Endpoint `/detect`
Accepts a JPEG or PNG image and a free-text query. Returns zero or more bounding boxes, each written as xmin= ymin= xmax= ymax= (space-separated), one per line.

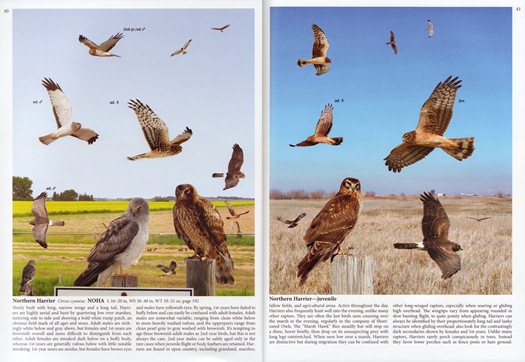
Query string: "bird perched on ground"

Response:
xmin=290 ymin=104 xmax=342 ymax=147
xmin=297 ymin=178 xmax=362 ymax=286
xmin=384 ymin=76 xmax=474 ymax=172
xmin=74 ymin=198 xmax=150 ymax=287
xmin=171 ymin=39 xmax=192 ymax=56
xmin=394 ymin=192 xmax=462 ymax=279
xmin=224 ymin=200 xmax=249 ymax=220
xmin=20 ymin=260 xmax=36 ymax=293
xmin=157 ymin=261 xmax=177 ymax=275
xmin=297 ymin=24 xmax=331 ymax=76
xmin=277 ymin=212 xmax=307 ymax=228
xmin=386 ymin=31 xmax=398 ymax=54
xmin=212 ymin=24 xmax=230 ymax=32
xmin=79 ymin=32 xmax=124 ymax=57
xmin=426 ymin=20 xmax=435 ymax=38
xmin=29 ymin=192 xmax=65 ymax=248
xmin=173 ymin=184 xmax=235 ymax=285
xmin=127 ymin=99 xmax=192 ymax=160
xmin=466 ymin=216 xmax=492 ymax=222
xmin=39 ymin=78 xmax=99 ymax=145
xmin=212 ymin=143 xmax=245 ymax=190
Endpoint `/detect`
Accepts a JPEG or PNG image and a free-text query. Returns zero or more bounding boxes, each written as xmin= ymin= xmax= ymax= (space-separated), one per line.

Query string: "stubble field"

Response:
xmin=270 ymin=195 xmax=511 ymax=295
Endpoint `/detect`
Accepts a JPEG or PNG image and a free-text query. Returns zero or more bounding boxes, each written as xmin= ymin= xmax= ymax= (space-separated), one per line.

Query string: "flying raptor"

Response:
xmin=212 ymin=24 xmax=230 ymax=32
xmin=29 ymin=192 xmax=65 ymax=248
xmin=79 ymin=32 xmax=124 ymax=57
xmin=290 ymin=103 xmax=342 ymax=147
xmin=297 ymin=24 xmax=331 ymax=76
xmin=157 ymin=261 xmax=177 ymax=275
xmin=386 ymin=31 xmax=398 ymax=54
xmin=212 ymin=143 xmax=245 ymax=190
xmin=225 ymin=200 xmax=249 ymax=220
xmin=171 ymin=39 xmax=192 ymax=56
xmin=426 ymin=20 xmax=435 ymax=38
xmin=277 ymin=212 xmax=307 ymax=228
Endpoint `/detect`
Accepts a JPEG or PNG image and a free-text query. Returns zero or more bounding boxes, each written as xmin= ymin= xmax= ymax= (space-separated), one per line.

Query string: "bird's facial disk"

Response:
xmin=326 ymin=57 xmax=332 ymax=63
xmin=72 ymin=122 xmax=82 ymax=131
xmin=343 ymin=177 xmax=360 ymax=192
xmin=402 ymin=131 xmax=415 ymax=143
xmin=176 ymin=184 xmax=193 ymax=199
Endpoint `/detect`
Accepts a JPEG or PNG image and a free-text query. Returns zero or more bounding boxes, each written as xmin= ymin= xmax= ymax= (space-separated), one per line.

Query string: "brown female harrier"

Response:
xmin=79 ymin=32 xmax=123 ymax=57
xmin=290 ymin=104 xmax=342 ymax=147
xmin=212 ymin=143 xmax=245 ymax=190
xmin=276 ymin=212 xmax=306 ymax=228
xmin=297 ymin=24 xmax=331 ymax=76
xmin=394 ymin=192 xmax=462 ymax=279
xmin=384 ymin=76 xmax=474 ymax=172
xmin=297 ymin=178 xmax=362 ymax=286
xmin=225 ymin=200 xmax=249 ymax=220
xmin=386 ymin=31 xmax=397 ymax=54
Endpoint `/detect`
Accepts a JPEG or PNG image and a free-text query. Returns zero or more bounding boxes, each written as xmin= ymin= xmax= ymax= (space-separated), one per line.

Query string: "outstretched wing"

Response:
xmin=31 ymin=192 xmax=48 ymax=220
xmin=311 ymin=24 xmax=329 ymax=58
xmin=313 ymin=104 xmax=334 ymax=137
xmin=78 ymin=35 xmax=99 ymax=49
xmin=171 ymin=127 xmax=193 ymax=145
xmin=42 ymin=78 xmax=73 ymax=128
xmin=182 ymin=39 xmax=192 ymax=50
xmin=227 ymin=144 xmax=244 ymax=173
xmin=420 ymin=192 xmax=450 ymax=240
xmin=128 ymin=99 xmax=170 ymax=150
xmin=294 ymin=212 xmax=307 ymax=223
xmin=225 ymin=200 xmax=235 ymax=216
xmin=384 ymin=142 xmax=434 ymax=173
xmin=426 ymin=246 xmax=460 ymax=279
xmin=98 ymin=32 xmax=124 ymax=51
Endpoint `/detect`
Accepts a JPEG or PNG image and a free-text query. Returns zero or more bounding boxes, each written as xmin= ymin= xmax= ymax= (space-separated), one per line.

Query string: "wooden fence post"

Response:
xmin=331 ymin=255 xmax=373 ymax=294
xmin=111 ymin=275 xmax=138 ymax=287
xmin=186 ymin=259 xmax=216 ymax=296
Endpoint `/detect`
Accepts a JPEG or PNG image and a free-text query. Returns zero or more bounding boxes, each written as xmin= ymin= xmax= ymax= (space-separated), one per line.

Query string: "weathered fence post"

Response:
xmin=331 ymin=255 xmax=373 ymax=294
xmin=111 ymin=275 xmax=138 ymax=287
xmin=186 ymin=259 xmax=216 ymax=296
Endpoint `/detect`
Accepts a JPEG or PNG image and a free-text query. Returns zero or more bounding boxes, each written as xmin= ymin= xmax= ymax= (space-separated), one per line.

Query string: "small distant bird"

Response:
xmin=20 ymin=260 xmax=36 ymax=293
xmin=297 ymin=178 xmax=362 ymax=286
xmin=127 ymin=99 xmax=192 ymax=160
xmin=212 ymin=144 xmax=245 ymax=190
xmin=212 ymin=24 xmax=230 ymax=32
xmin=29 ymin=191 xmax=65 ymax=248
xmin=426 ymin=20 xmax=434 ymax=38
xmin=394 ymin=192 xmax=462 ymax=279
xmin=290 ymin=104 xmax=342 ymax=147
xmin=459 ymin=99 xmax=465 ymax=103
xmin=225 ymin=200 xmax=249 ymax=219
xmin=466 ymin=216 xmax=492 ymax=222
xmin=277 ymin=212 xmax=306 ymax=228
xmin=40 ymin=78 xmax=99 ymax=145
xmin=386 ymin=31 xmax=398 ymax=54
xmin=171 ymin=39 xmax=192 ymax=56
xmin=157 ymin=261 xmax=177 ymax=275
xmin=297 ymin=24 xmax=331 ymax=76
xmin=74 ymin=198 xmax=150 ymax=287
xmin=79 ymin=32 xmax=124 ymax=57
xmin=384 ymin=76 xmax=474 ymax=172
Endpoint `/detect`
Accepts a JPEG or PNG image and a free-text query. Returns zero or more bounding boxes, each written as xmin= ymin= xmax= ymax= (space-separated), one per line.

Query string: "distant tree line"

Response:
xmin=52 ymin=190 xmax=94 ymax=201
xmin=270 ymin=188 xmax=328 ymax=200
xmin=12 ymin=176 xmax=94 ymax=201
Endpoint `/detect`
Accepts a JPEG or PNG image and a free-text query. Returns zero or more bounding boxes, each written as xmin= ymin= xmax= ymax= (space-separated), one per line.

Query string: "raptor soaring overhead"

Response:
xmin=297 ymin=24 xmax=331 ymax=76
xmin=79 ymin=32 xmax=124 ymax=57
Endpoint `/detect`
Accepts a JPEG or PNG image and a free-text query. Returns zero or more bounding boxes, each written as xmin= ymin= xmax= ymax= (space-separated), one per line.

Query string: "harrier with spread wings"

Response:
xmin=157 ymin=261 xmax=177 ymax=275
xmin=277 ymin=212 xmax=306 ymax=228
xmin=212 ymin=143 xmax=245 ymax=190
xmin=212 ymin=24 xmax=230 ymax=32
xmin=171 ymin=39 xmax=192 ymax=56
xmin=384 ymin=76 xmax=474 ymax=172
xmin=297 ymin=24 xmax=331 ymax=76
xmin=386 ymin=31 xmax=398 ymax=54
xmin=426 ymin=20 xmax=435 ymax=38
xmin=29 ymin=192 xmax=65 ymax=249
xmin=79 ymin=32 xmax=123 ymax=57
xmin=225 ymin=200 xmax=249 ymax=220
xmin=290 ymin=104 xmax=342 ymax=147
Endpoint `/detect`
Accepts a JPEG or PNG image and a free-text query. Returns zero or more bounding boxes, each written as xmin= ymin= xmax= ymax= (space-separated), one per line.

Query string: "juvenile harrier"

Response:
xmin=127 ymin=99 xmax=192 ymax=160
xmin=290 ymin=104 xmax=342 ymax=147
xmin=297 ymin=24 xmax=331 ymax=76
xmin=173 ymin=184 xmax=235 ymax=285
xmin=394 ymin=192 xmax=462 ymax=279
xmin=29 ymin=191 xmax=65 ymax=249
xmin=466 ymin=216 xmax=492 ymax=222
xmin=171 ymin=39 xmax=192 ymax=56
xmin=384 ymin=76 xmax=474 ymax=172
xmin=277 ymin=212 xmax=306 ymax=228
xmin=157 ymin=261 xmax=177 ymax=275
xmin=212 ymin=24 xmax=230 ymax=32
xmin=225 ymin=200 xmax=249 ymax=220
xmin=386 ymin=31 xmax=398 ymax=54
xmin=40 ymin=78 xmax=99 ymax=145
xmin=212 ymin=143 xmax=245 ymax=190
xmin=79 ymin=32 xmax=123 ymax=57
xmin=297 ymin=178 xmax=362 ymax=286
xmin=426 ymin=20 xmax=435 ymax=38
xmin=74 ymin=198 xmax=150 ymax=287
xmin=19 ymin=260 xmax=36 ymax=293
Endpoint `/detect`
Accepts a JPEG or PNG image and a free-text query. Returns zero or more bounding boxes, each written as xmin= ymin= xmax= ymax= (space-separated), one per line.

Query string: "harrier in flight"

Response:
xmin=74 ymin=198 xmax=150 ymax=287
xmin=127 ymin=99 xmax=192 ymax=160
xmin=466 ymin=216 xmax=492 ymax=222
xmin=79 ymin=32 xmax=124 ymax=57
xmin=225 ymin=200 xmax=249 ymax=220
xmin=212 ymin=24 xmax=230 ymax=32
xmin=426 ymin=20 xmax=435 ymax=38
xmin=394 ymin=192 xmax=462 ymax=279
xmin=157 ymin=261 xmax=177 ymax=275
xmin=297 ymin=24 xmax=331 ymax=76
xmin=212 ymin=143 xmax=245 ymax=190
xmin=297 ymin=178 xmax=362 ymax=286
xmin=277 ymin=212 xmax=306 ymax=228
xmin=290 ymin=104 xmax=342 ymax=147
xmin=386 ymin=31 xmax=398 ymax=54
xmin=171 ymin=39 xmax=192 ymax=56
xmin=29 ymin=191 xmax=65 ymax=249
xmin=39 ymin=78 xmax=99 ymax=145
xmin=384 ymin=76 xmax=474 ymax=172
xmin=173 ymin=184 xmax=235 ymax=285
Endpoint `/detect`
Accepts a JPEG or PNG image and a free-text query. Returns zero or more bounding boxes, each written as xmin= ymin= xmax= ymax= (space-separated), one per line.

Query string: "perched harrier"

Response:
xmin=127 ymin=99 xmax=192 ymax=160
xmin=225 ymin=200 xmax=249 ymax=220
xmin=297 ymin=178 xmax=362 ymax=286
xmin=212 ymin=143 xmax=245 ymax=190
xmin=212 ymin=24 xmax=230 ymax=32
xmin=171 ymin=39 xmax=192 ymax=56
xmin=277 ymin=212 xmax=306 ymax=228
xmin=297 ymin=24 xmax=331 ymax=76
xmin=157 ymin=261 xmax=177 ymax=275
xmin=79 ymin=32 xmax=123 ymax=57
xmin=39 ymin=78 xmax=99 ymax=145
xmin=290 ymin=104 xmax=342 ymax=147
xmin=20 ymin=260 xmax=36 ymax=293
xmin=173 ymin=184 xmax=235 ymax=285
xmin=394 ymin=192 xmax=462 ymax=279
xmin=29 ymin=192 xmax=65 ymax=249
xmin=386 ymin=31 xmax=398 ymax=54
xmin=74 ymin=198 xmax=150 ymax=287
xmin=384 ymin=76 xmax=474 ymax=172
xmin=426 ymin=20 xmax=435 ymax=38
xmin=466 ymin=216 xmax=492 ymax=222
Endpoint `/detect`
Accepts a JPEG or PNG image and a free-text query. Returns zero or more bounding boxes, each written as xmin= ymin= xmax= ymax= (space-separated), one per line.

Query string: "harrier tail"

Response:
xmin=393 ymin=243 xmax=420 ymax=249
xmin=212 ymin=173 xmax=225 ymax=178
xmin=39 ymin=134 xmax=57 ymax=145
xmin=330 ymin=137 xmax=343 ymax=146
xmin=442 ymin=137 xmax=475 ymax=160
xmin=50 ymin=220 xmax=65 ymax=226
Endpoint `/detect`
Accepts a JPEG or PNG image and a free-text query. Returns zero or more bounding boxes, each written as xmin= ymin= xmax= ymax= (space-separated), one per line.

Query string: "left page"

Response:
xmin=0 ymin=1 xmax=262 ymax=361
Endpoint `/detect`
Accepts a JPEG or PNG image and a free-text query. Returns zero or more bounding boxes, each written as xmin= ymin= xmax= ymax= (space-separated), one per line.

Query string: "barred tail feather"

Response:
xmin=394 ymin=243 xmax=419 ymax=249
xmin=443 ymin=137 xmax=475 ymax=160
xmin=331 ymin=137 xmax=343 ymax=145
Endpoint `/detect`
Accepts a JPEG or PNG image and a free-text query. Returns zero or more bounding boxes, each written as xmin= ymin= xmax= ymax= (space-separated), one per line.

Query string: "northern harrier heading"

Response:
xmin=386 ymin=31 xmax=398 ymax=54
xmin=212 ymin=24 xmax=230 ymax=32
xmin=394 ymin=192 xmax=462 ymax=279
xmin=466 ymin=216 xmax=492 ymax=222
xmin=277 ymin=212 xmax=306 ymax=228
xmin=79 ymin=32 xmax=123 ymax=57
xmin=290 ymin=104 xmax=342 ymax=147
xmin=384 ymin=76 xmax=474 ymax=172
xmin=225 ymin=200 xmax=249 ymax=220
xmin=426 ymin=20 xmax=435 ymax=38
xmin=297 ymin=24 xmax=331 ymax=76
xmin=29 ymin=192 xmax=65 ymax=248
xmin=171 ymin=39 xmax=192 ymax=56
xmin=157 ymin=261 xmax=177 ymax=275
xmin=212 ymin=143 xmax=245 ymax=190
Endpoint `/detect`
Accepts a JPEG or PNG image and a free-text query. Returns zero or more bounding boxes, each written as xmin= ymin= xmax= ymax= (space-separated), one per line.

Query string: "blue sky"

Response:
xmin=270 ymin=6 xmax=512 ymax=196
xmin=12 ymin=7 xmax=256 ymax=199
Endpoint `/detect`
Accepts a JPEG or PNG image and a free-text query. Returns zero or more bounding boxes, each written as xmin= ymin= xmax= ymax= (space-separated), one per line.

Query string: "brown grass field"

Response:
xmin=270 ymin=195 xmax=512 ymax=295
